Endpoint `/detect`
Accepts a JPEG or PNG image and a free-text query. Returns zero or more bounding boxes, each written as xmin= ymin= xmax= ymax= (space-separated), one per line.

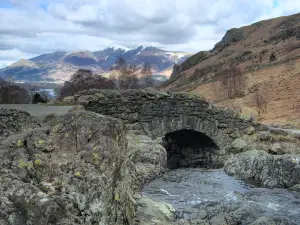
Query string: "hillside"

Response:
xmin=162 ymin=13 xmax=300 ymax=125
xmin=0 ymin=46 xmax=192 ymax=82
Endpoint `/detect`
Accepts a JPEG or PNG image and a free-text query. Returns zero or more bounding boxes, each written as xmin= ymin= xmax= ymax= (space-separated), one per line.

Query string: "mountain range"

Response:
xmin=0 ymin=46 xmax=192 ymax=82
xmin=161 ymin=12 xmax=300 ymax=125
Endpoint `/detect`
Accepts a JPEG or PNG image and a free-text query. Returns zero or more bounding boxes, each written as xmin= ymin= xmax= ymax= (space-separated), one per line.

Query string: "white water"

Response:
xmin=142 ymin=168 xmax=300 ymax=224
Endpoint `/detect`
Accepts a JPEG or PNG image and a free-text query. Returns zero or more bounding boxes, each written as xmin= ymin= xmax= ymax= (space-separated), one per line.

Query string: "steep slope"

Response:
xmin=30 ymin=51 xmax=67 ymax=64
xmin=0 ymin=46 xmax=192 ymax=82
xmin=0 ymin=59 xmax=51 ymax=81
xmin=63 ymin=51 xmax=98 ymax=66
xmin=162 ymin=13 xmax=300 ymax=125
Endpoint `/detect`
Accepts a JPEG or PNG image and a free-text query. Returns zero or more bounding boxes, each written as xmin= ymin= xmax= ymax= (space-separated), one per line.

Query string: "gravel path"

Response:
xmin=0 ymin=104 xmax=73 ymax=120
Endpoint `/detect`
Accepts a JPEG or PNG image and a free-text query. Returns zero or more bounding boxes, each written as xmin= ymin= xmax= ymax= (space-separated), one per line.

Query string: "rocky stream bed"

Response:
xmin=142 ymin=168 xmax=300 ymax=224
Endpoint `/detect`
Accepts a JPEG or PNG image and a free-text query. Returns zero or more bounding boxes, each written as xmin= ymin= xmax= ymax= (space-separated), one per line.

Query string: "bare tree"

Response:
xmin=253 ymin=88 xmax=268 ymax=115
xmin=109 ymin=56 xmax=141 ymax=90
xmin=218 ymin=66 xmax=246 ymax=100
xmin=141 ymin=62 xmax=154 ymax=88
xmin=109 ymin=70 xmax=120 ymax=90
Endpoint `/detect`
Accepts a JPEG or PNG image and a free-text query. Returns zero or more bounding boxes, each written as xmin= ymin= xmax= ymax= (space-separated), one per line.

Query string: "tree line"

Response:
xmin=0 ymin=77 xmax=53 ymax=104
xmin=58 ymin=56 xmax=155 ymax=100
xmin=0 ymin=77 xmax=30 ymax=104
xmin=0 ymin=56 xmax=156 ymax=103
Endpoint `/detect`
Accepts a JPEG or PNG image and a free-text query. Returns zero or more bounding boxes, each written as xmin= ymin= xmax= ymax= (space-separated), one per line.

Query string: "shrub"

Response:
xmin=31 ymin=92 xmax=48 ymax=104
xmin=58 ymin=69 xmax=115 ymax=100
xmin=0 ymin=78 xmax=30 ymax=104
xmin=253 ymin=88 xmax=268 ymax=115
xmin=269 ymin=52 xmax=277 ymax=62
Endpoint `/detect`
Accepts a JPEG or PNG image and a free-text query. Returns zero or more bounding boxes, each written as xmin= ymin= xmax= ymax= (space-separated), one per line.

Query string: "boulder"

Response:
xmin=228 ymin=138 xmax=248 ymax=153
xmin=62 ymin=96 xmax=75 ymax=104
xmin=0 ymin=111 xmax=138 ymax=225
xmin=210 ymin=215 xmax=227 ymax=225
xmin=77 ymin=95 xmax=98 ymax=105
xmin=269 ymin=143 xmax=284 ymax=155
xmin=289 ymin=184 xmax=300 ymax=192
xmin=225 ymin=150 xmax=300 ymax=188
xmin=244 ymin=126 xmax=255 ymax=135
xmin=258 ymin=131 xmax=272 ymax=141
xmin=127 ymin=133 xmax=167 ymax=185
xmin=43 ymin=113 xmax=58 ymax=123
xmin=134 ymin=196 xmax=175 ymax=224
xmin=0 ymin=108 xmax=39 ymax=140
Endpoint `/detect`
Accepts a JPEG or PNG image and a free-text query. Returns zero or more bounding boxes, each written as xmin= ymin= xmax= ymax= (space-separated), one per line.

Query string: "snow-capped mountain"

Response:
xmin=0 ymin=46 xmax=192 ymax=82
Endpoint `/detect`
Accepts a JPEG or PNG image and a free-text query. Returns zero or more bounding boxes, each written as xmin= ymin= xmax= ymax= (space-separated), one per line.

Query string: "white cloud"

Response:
xmin=0 ymin=61 xmax=13 ymax=69
xmin=0 ymin=48 xmax=36 ymax=61
xmin=0 ymin=0 xmax=300 ymax=66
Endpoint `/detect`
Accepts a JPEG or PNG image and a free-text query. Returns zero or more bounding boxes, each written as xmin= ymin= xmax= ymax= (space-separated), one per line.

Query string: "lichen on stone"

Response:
xmin=38 ymin=140 xmax=45 ymax=145
xmin=18 ymin=160 xmax=33 ymax=169
xmin=114 ymin=193 xmax=120 ymax=201
xmin=93 ymin=152 xmax=101 ymax=165
xmin=34 ymin=159 xmax=42 ymax=166
xmin=16 ymin=139 xmax=24 ymax=148
xmin=74 ymin=171 xmax=81 ymax=177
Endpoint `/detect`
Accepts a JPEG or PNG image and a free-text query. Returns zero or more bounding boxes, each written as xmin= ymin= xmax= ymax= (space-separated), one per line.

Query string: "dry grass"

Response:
xmin=189 ymin=57 xmax=300 ymax=126
xmin=163 ymin=13 xmax=300 ymax=126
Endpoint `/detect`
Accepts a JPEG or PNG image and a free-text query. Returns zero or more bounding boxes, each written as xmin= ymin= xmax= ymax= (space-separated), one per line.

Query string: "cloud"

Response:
xmin=0 ymin=0 xmax=300 ymax=68
xmin=0 ymin=48 xmax=36 ymax=61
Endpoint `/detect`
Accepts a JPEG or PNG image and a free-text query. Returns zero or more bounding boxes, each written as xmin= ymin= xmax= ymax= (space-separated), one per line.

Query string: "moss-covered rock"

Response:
xmin=0 ymin=110 xmax=138 ymax=225
xmin=0 ymin=108 xmax=39 ymax=140
xmin=134 ymin=196 xmax=175 ymax=224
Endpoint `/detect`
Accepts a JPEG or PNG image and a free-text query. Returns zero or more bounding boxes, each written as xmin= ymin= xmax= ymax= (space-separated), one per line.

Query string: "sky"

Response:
xmin=0 ymin=0 xmax=300 ymax=68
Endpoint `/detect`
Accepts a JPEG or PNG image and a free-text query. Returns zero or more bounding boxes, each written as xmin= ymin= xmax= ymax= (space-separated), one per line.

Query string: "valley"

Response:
xmin=162 ymin=13 xmax=300 ymax=126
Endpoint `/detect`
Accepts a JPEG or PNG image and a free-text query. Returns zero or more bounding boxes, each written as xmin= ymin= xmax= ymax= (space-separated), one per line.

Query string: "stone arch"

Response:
xmin=78 ymin=89 xmax=254 ymax=151
xmin=162 ymin=129 xmax=220 ymax=169
xmin=140 ymin=115 xmax=232 ymax=149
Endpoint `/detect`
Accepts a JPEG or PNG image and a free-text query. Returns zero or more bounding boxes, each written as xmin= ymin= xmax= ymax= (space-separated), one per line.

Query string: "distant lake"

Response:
xmin=39 ymin=88 xmax=56 ymax=97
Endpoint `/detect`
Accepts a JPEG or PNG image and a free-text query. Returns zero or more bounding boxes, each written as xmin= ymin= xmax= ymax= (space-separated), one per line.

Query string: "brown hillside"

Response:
xmin=162 ymin=13 xmax=300 ymax=126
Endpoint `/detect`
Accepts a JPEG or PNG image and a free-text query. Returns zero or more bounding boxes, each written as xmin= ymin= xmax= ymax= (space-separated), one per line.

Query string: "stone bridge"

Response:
xmin=72 ymin=88 xmax=263 ymax=168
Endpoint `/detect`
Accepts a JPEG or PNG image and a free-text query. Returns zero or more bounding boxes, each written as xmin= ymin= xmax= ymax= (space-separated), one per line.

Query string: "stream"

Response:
xmin=142 ymin=168 xmax=300 ymax=224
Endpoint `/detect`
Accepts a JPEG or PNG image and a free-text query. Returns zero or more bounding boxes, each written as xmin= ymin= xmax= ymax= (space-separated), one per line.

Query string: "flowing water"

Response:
xmin=142 ymin=168 xmax=300 ymax=224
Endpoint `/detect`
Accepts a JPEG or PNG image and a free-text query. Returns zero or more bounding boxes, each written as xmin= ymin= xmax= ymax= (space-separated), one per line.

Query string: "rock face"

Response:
xmin=0 ymin=108 xmax=40 ymax=140
xmin=0 ymin=108 xmax=171 ymax=225
xmin=225 ymin=150 xmax=300 ymax=188
xmin=0 ymin=110 xmax=138 ymax=225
